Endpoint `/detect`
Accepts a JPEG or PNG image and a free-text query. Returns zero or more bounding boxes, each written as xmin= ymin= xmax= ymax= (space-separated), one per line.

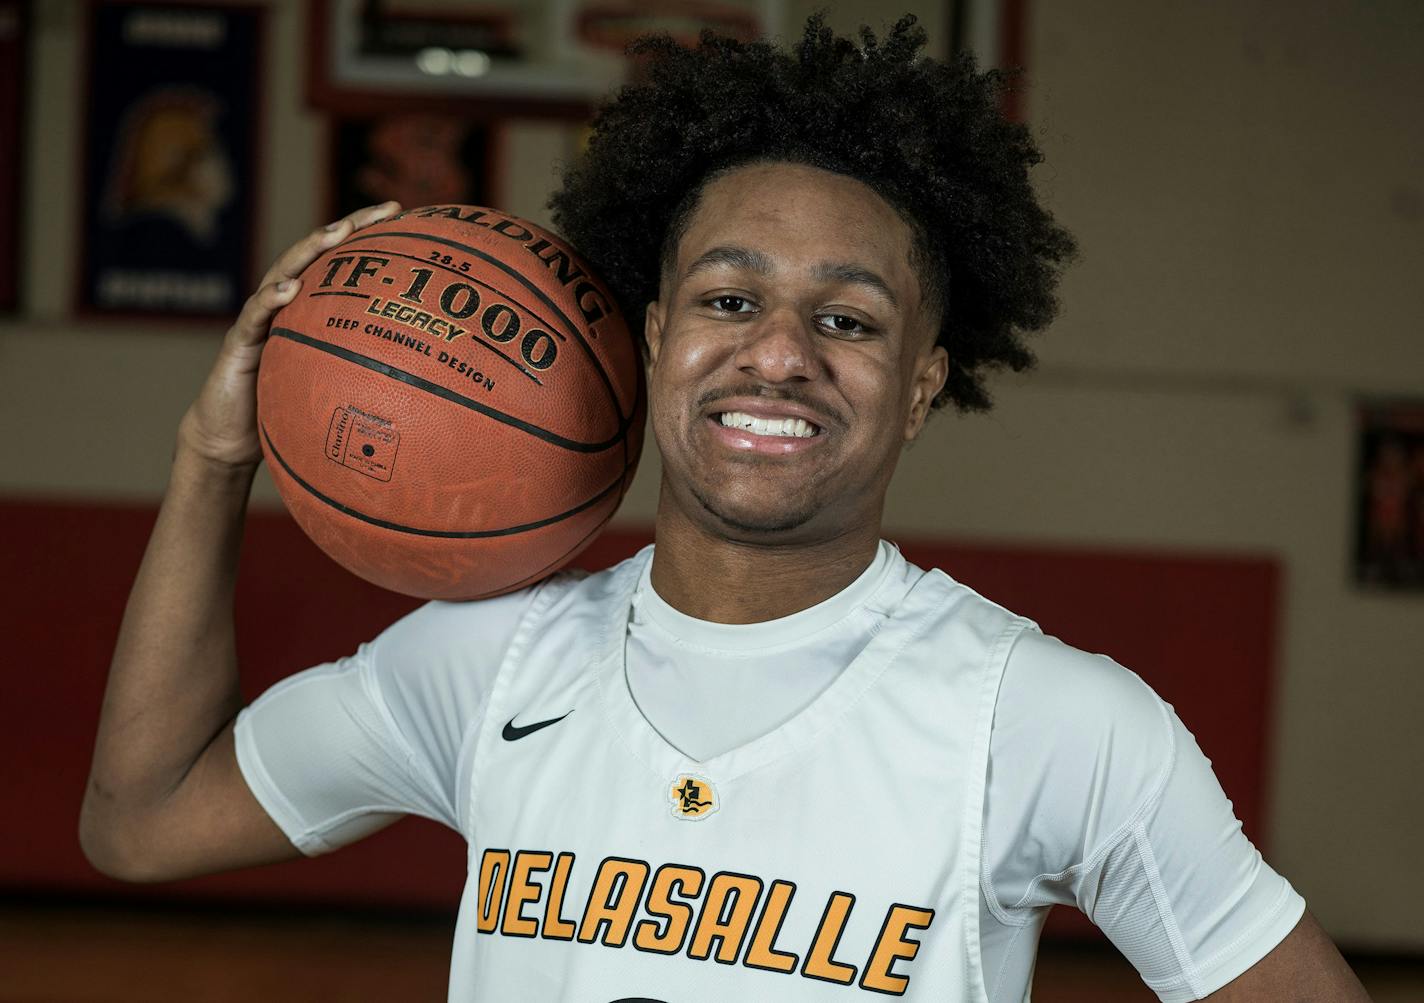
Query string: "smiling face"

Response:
xmin=645 ymin=161 xmax=949 ymax=545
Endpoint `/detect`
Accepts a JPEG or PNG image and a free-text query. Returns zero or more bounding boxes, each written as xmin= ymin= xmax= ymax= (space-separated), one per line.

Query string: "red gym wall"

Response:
xmin=2 ymin=500 xmax=1279 ymax=937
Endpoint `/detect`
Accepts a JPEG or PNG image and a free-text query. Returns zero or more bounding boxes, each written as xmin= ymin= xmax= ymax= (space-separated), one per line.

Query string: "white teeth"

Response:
xmin=717 ymin=411 xmax=817 ymax=438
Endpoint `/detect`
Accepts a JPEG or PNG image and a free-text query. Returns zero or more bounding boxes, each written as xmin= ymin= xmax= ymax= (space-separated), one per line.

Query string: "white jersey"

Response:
xmin=236 ymin=543 xmax=1304 ymax=1001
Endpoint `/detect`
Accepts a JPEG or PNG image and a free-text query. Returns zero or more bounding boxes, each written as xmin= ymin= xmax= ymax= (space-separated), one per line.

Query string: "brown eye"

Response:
xmin=815 ymin=313 xmax=870 ymax=335
xmin=709 ymin=295 xmax=752 ymax=313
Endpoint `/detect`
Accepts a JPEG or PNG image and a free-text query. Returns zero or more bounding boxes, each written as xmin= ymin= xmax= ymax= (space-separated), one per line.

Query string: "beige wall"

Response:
xmin=1012 ymin=0 xmax=1424 ymax=948
xmin=3 ymin=0 xmax=1421 ymax=948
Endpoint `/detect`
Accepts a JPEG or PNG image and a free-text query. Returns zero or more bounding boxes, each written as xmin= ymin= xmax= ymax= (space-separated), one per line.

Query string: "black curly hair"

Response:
xmin=549 ymin=13 xmax=1075 ymax=412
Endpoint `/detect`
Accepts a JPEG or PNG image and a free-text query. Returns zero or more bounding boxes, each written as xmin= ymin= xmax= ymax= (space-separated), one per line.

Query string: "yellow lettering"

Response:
xmin=688 ymin=872 xmax=762 ymax=964
xmin=540 ymin=852 xmax=577 ymax=940
xmin=475 ymin=849 xmax=510 ymax=934
xmin=577 ymin=857 xmax=649 ymax=947
xmin=633 ymin=865 xmax=704 ymax=954
xmin=801 ymin=892 xmax=857 ymax=984
xmin=860 ymin=904 xmax=935 ymax=994
xmin=501 ymin=851 xmax=551 ymax=938
xmin=744 ymin=880 xmax=798 ymax=973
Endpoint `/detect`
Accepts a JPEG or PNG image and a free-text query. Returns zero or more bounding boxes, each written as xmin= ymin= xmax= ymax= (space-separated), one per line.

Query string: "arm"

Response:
xmin=79 ymin=449 xmax=296 ymax=882
xmin=1204 ymin=910 xmax=1370 ymax=1002
xmin=79 ymin=202 xmax=400 ymax=883
xmin=986 ymin=634 xmax=1349 ymax=1001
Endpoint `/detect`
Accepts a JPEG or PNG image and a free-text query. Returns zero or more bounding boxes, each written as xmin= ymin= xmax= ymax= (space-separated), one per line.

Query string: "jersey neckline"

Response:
xmin=597 ymin=545 xmax=951 ymax=784
xmin=632 ymin=539 xmax=897 ymax=653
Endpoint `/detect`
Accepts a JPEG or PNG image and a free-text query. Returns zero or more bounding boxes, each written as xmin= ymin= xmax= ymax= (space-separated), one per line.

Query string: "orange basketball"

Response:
xmin=257 ymin=205 xmax=644 ymax=600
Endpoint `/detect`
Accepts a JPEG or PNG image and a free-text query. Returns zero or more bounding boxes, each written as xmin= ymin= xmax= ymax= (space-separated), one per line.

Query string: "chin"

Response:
xmin=690 ymin=484 xmax=820 ymax=537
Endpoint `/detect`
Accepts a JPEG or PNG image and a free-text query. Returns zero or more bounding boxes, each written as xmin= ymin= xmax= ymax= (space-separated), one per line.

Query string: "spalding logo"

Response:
xmin=669 ymin=774 xmax=718 ymax=820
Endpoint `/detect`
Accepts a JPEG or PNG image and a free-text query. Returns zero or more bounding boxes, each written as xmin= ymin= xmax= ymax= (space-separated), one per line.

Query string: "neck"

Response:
xmin=649 ymin=499 xmax=882 ymax=625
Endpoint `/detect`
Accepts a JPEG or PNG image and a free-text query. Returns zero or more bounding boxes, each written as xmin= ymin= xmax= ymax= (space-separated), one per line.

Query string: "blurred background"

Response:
xmin=1 ymin=0 xmax=1421 ymax=1000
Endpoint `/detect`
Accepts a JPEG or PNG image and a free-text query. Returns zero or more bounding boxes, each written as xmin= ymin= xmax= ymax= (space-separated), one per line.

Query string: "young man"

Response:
xmin=82 ymin=16 xmax=1369 ymax=1002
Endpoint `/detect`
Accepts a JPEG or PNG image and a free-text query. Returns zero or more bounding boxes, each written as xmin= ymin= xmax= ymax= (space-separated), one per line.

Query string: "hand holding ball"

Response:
xmin=256 ymin=205 xmax=644 ymax=600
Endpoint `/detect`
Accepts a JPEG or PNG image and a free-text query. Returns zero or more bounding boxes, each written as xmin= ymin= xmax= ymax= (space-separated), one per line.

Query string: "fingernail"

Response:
xmin=324 ymin=220 xmax=343 ymax=232
xmin=277 ymin=279 xmax=296 ymax=293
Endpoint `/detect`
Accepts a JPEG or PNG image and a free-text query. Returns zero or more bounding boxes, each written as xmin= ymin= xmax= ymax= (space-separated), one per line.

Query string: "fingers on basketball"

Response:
xmin=230 ymin=202 xmax=404 ymax=351
xmin=226 ymin=281 xmax=298 ymax=352
xmin=261 ymin=201 xmax=403 ymax=289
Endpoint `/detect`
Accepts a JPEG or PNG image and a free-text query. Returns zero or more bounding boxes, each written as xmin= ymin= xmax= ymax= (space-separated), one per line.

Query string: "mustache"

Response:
xmin=695 ymin=385 xmax=845 ymax=428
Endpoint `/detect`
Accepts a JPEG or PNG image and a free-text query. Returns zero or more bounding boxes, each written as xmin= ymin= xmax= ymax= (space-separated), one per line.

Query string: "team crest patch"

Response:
xmin=669 ymin=774 xmax=718 ymax=820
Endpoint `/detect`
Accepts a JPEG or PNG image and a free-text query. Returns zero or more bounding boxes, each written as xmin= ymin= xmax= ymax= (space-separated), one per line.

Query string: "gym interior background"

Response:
xmin=1 ymin=1 xmax=1420 ymax=999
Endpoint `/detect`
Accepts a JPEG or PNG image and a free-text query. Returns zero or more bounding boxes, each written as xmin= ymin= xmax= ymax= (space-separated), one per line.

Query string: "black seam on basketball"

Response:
xmin=471 ymin=454 xmax=637 ymax=596
xmin=317 ymin=248 xmax=548 ymax=383
xmin=261 ymin=423 xmax=624 ymax=538
xmin=339 ymin=247 xmax=568 ymax=342
xmin=345 ymin=231 xmax=631 ymax=430
xmin=269 ymin=327 xmax=625 ymax=453
xmin=449 ymin=332 xmax=542 ymax=387
xmin=476 ymin=491 xmax=625 ymax=597
xmin=309 ymin=256 xmax=535 ymax=381
xmin=349 ymin=233 xmax=584 ymax=342
xmin=314 ymin=249 xmax=541 ymax=381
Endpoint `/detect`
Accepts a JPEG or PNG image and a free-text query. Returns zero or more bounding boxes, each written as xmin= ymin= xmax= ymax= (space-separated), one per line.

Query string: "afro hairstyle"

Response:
xmin=549 ymin=13 xmax=1076 ymax=412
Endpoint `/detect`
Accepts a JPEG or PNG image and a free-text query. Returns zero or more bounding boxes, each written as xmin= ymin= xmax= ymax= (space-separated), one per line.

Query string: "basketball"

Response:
xmin=256 ymin=205 xmax=644 ymax=600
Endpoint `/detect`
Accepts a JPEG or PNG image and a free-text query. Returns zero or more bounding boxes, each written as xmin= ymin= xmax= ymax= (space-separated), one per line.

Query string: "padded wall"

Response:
xmin=1 ymin=500 xmax=1278 ymax=930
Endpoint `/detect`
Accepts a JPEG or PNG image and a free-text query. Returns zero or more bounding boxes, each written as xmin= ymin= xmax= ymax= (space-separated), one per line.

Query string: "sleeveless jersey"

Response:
xmin=452 ymin=547 xmax=1036 ymax=1001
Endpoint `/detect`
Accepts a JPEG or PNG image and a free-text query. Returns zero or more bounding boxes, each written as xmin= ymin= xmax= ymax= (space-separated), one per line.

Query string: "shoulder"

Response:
xmin=892 ymin=559 xmax=1036 ymax=651
xmin=895 ymin=558 xmax=1166 ymax=756
xmin=514 ymin=544 xmax=652 ymax=646
xmin=366 ymin=550 xmax=645 ymax=723
xmin=988 ymin=631 xmax=1176 ymax=869
xmin=370 ymin=547 xmax=647 ymax=661
xmin=1002 ymin=631 xmax=1172 ymax=758
xmin=371 ymin=589 xmax=543 ymax=660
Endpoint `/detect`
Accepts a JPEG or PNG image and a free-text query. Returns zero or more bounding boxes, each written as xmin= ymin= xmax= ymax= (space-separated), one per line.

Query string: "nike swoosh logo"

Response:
xmin=502 ymin=711 xmax=573 ymax=741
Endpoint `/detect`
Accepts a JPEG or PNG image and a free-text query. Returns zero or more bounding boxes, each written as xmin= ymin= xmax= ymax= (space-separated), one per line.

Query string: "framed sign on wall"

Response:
xmin=1355 ymin=400 xmax=1424 ymax=589
xmin=76 ymin=2 xmax=265 ymax=319
xmin=0 ymin=0 xmax=25 ymax=312
xmin=307 ymin=0 xmax=777 ymax=120
xmin=327 ymin=112 xmax=501 ymax=221
xmin=309 ymin=2 xmax=781 ymax=219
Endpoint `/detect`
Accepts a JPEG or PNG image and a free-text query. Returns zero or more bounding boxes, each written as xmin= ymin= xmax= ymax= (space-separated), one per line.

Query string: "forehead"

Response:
xmin=673 ymin=162 xmax=918 ymax=285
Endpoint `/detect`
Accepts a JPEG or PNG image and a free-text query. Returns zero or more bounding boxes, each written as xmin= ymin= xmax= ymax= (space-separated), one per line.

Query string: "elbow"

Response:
xmin=78 ymin=787 xmax=165 ymax=884
xmin=79 ymin=820 xmax=169 ymax=884
xmin=77 ymin=810 xmax=135 ymax=882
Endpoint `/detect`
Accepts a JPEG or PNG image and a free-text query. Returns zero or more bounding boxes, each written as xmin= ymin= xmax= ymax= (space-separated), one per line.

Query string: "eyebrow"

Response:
xmin=810 ymin=261 xmax=899 ymax=311
xmin=682 ymin=244 xmax=900 ymax=311
xmin=682 ymin=245 xmax=773 ymax=279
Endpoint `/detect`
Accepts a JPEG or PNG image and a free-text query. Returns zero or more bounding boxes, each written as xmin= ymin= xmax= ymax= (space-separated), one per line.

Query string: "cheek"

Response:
xmin=648 ymin=344 xmax=700 ymax=437
xmin=666 ymin=326 xmax=725 ymax=370
xmin=841 ymin=356 xmax=907 ymax=418
xmin=651 ymin=329 xmax=726 ymax=398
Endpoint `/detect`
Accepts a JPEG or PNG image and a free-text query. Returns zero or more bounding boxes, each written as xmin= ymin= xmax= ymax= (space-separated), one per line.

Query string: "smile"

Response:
xmin=715 ymin=411 xmax=819 ymax=438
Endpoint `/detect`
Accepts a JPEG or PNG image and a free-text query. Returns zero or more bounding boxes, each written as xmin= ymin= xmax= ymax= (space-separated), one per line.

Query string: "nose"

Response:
xmin=733 ymin=307 xmax=823 ymax=384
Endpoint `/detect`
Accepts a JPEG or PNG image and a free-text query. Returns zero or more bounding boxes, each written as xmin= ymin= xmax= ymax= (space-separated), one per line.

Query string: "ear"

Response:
xmin=644 ymin=299 xmax=666 ymax=368
xmin=904 ymin=345 xmax=948 ymax=442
